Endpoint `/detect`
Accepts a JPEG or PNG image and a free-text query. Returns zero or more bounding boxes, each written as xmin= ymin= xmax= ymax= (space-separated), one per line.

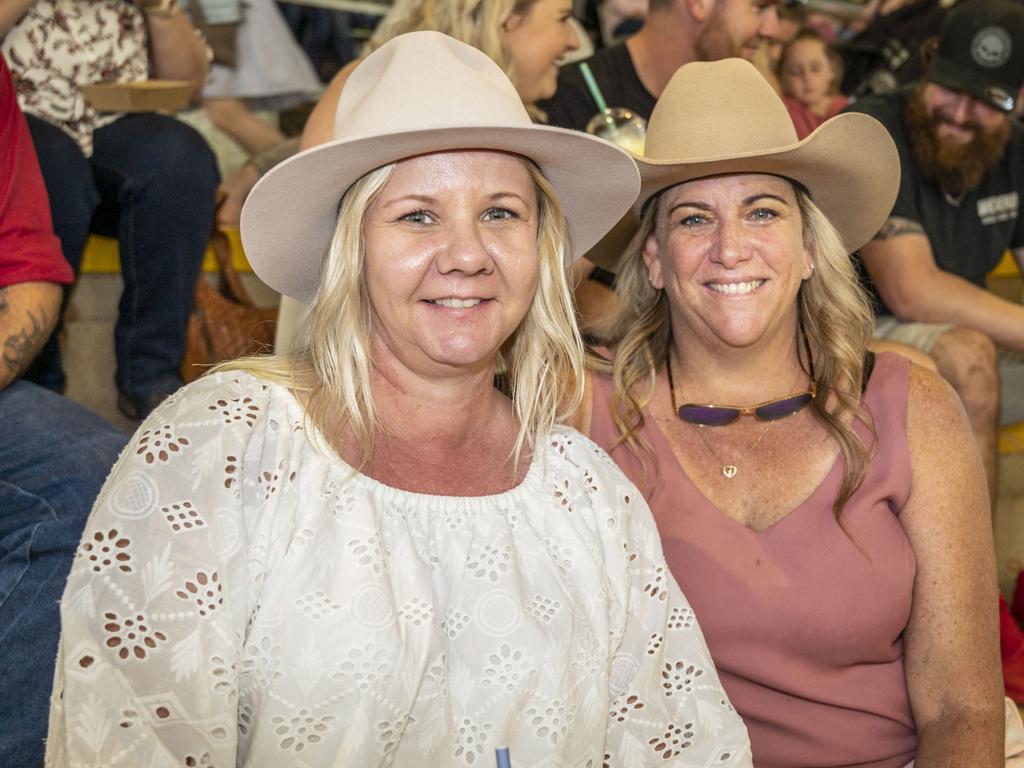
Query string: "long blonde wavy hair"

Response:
xmin=221 ymin=156 xmax=584 ymax=473
xmin=599 ymin=184 xmax=876 ymax=517
xmin=370 ymin=0 xmax=540 ymax=103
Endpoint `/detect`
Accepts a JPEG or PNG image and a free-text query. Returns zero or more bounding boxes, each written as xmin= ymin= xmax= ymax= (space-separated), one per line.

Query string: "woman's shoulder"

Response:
xmin=147 ymin=368 xmax=287 ymax=423
xmin=904 ymin=359 xmax=969 ymax=437
xmin=130 ymin=368 xmax=308 ymax=460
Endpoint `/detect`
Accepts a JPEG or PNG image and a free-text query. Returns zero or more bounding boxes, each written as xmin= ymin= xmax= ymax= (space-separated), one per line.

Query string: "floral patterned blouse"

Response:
xmin=2 ymin=0 xmax=150 ymax=155
xmin=45 ymin=371 xmax=751 ymax=767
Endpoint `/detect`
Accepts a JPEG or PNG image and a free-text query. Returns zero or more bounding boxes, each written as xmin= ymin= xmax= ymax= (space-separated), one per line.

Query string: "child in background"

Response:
xmin=779 ymin=30 xmax=850 ymax=139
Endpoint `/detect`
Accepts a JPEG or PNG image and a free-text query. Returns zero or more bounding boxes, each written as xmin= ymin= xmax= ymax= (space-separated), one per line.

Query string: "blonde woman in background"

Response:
xmin=45 ymin=33 xmax=751 ymax=766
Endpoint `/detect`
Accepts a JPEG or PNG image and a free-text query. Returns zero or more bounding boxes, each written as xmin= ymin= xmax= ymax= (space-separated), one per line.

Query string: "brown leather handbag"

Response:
xmin=180 ymin=226 xmax=276 ymax=383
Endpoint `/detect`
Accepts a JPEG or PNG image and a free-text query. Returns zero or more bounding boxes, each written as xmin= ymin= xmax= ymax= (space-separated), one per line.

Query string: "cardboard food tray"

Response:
xmin=80 ymin=80 xmax=193 ymax=113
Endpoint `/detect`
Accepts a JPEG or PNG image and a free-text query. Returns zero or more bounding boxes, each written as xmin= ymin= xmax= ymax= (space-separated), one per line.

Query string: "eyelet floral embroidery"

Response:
xmin=79 ymin=528 xmax=132 ymax=574
xmin=527 ymin=595 xmax=560 ymax=623
xmin=453 ymin=717 xmax=491 ymax=765
xmin=648 ymin=722 xmax=697 ymax=758
xmin=242 ymin=636 xmax=283 ymax=689
xmin=398 ymin=597 xmax=433 ymax=626
xmin=643 ymin=564 xmax=670 ymax=602
xmin=610 ymin=694 xmax=645 ymax=723
xmin=347 ymin=533 xmax=387 ymax=575
xmin=484 ymin=644 xmax=534 ymax=691
xmin=647 ymin=633 xmax=664 ymax=656
xmin=667 ymin=605 xmax=696 ymax=631
xmin=162 ymin=501 xmax=206 ymax=533
xmin=209 ymin=655 xmax=237 ymax=703
xmin=271 ymin=708 xmax=336 ymax=752
xmin=102 ymin=610 xmax=167 ymax=660
xmin=442 ymin=607 xmax=470 ymax=639
xmin=526 ymin=700 xmax=573 ymax=745
xmin=377 ymin=714 xmax=415 ymax=756
xmin=332 ymin=646 xmax=394 ymax=691
xmin=467 ymin=543 xmax=513 ymax=582
xmin=661 ymin=660 xmax=705 ymax=697
xmin=209 ymin=396 xmax=261 ymax=428
xmin=135 ymin=425 xmax=189 ymax=464
xmin=258 ymin=468 xmax=281 ymax=500
xmin=223 ymin=456 xmax=241 ymax=489
xmin=175 ymin=570 xmax=223 ymax=616
xmin=295 ymin=590 xmax=341 ymax=620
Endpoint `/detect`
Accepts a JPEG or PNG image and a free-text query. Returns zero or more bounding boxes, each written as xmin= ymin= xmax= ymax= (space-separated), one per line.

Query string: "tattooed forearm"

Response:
xmin=873 ymin=216 xmax=925 ymax=240
xmin=2 ymin=305 xmax=49 ymax=376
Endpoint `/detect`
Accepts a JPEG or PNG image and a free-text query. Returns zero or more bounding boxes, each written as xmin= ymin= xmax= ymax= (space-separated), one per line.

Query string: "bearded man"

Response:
xmin=846 ymin=0 xmax=1024 ymax=505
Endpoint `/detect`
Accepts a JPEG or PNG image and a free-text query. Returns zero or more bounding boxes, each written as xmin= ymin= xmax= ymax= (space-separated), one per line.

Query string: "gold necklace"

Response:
xmin=689 ymin=418 xmax=772 ymax=479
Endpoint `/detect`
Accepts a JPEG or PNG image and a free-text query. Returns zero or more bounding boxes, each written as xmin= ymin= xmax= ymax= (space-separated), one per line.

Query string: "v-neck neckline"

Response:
xmin=646 ymin=409 xmax=845 ymax=534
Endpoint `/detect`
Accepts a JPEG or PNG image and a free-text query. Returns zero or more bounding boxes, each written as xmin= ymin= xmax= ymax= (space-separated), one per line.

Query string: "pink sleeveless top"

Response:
xmin=590 ymin=352 xmax=917 ymax=768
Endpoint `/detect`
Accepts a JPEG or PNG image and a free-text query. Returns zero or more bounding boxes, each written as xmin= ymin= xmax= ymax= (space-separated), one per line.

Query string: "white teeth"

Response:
xmin=707 ymin=280 xmax=764 ymax=295
xmin=432 ymin=297 xmax=482 ymax=309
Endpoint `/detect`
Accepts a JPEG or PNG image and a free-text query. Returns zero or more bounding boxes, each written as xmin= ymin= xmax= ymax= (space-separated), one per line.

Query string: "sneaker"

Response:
xmin=117 ymin=390 xmax=173 ymax=422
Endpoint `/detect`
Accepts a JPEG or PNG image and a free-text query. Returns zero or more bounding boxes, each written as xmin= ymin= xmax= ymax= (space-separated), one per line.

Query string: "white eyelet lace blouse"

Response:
xmin=45 ymin=371 xmax=751 ymax=767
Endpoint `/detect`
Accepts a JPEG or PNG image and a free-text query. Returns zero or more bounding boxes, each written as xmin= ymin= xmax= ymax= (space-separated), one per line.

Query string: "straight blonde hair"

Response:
xmin=598 ymin=186 xmax=876 ymax=516
xmin=220 ymin=157 xmax=584 ymax=473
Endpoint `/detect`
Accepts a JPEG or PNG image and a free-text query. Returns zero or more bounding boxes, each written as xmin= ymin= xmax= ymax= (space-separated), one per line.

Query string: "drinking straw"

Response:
xmin=579 ymin=62 xmax=609 ymax=113
xmin=495 ymin=746 xmax=512 ymax=768
xmin=578 ymin=62 xmax=618 ymax=136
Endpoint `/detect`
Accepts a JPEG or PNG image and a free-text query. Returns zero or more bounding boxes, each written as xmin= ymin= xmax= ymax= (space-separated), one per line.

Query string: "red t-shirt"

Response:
xmin=0 ymin=54 xmax=73 ymax=289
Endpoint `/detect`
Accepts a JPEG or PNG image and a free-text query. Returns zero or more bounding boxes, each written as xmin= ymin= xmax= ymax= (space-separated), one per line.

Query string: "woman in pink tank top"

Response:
xmin=574 ymin=59 xmax=1002 ymax=766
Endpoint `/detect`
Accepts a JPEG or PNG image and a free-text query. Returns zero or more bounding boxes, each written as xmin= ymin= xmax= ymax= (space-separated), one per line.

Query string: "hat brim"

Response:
xmin=926 ymin=55 xmax=1017 ymax=112
xmin=635 ymin=112 xmax=899 ymax=255
xmin=241 ymin=125 xmax=640 ymax=303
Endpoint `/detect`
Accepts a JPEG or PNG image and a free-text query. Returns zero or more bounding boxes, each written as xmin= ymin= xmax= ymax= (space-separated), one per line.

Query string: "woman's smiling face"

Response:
xmin=644 ymin=173 xmax=813 ymax=352
xmin=362 ymin=150 xmax=541 ymax=377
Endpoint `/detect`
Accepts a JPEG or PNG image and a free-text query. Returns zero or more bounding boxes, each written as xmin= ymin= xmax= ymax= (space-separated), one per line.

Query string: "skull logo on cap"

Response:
xmin=972 ymin=26 xmax=1012 ymax=68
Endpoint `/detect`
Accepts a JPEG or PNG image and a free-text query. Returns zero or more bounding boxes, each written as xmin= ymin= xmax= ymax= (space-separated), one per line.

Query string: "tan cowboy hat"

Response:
xmin=635 ymin=58 xmax=899 ymax=254
xmin=241 ymin=31 xmax=641 ymax=303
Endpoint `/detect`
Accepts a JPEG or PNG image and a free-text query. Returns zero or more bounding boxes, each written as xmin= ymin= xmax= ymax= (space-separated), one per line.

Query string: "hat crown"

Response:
xmin=333 ymin=31 xmax=532 ymax=142
xmin=644 ymin=59 xmax=799 ymax=162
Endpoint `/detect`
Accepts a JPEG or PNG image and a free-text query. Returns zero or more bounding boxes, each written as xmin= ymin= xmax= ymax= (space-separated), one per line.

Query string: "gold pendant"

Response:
xmin=722 ymin=464 xmax=737 ymax=479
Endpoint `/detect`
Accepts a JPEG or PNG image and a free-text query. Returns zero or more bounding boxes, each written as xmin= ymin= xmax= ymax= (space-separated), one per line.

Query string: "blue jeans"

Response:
xmin=0 ymin=381 xmax=128 ymax=767
xmin=23 ymin=113 xmax=219 ymax=398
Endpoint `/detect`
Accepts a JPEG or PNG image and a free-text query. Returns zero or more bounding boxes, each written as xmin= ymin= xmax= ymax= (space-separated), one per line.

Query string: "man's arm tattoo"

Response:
xmin=3 ymin=304 xmax=49 ymax=376
xmin=873 ymin=216 xmax=925 ymax=241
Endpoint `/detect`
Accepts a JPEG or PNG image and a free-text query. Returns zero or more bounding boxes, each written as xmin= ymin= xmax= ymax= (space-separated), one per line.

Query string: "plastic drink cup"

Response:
xmin=585 ymin=107 xmax=647 ymax=155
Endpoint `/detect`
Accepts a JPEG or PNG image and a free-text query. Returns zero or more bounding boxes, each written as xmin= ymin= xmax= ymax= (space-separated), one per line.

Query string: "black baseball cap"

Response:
xmin=925 ymin=0 xmax=1024 ymax=112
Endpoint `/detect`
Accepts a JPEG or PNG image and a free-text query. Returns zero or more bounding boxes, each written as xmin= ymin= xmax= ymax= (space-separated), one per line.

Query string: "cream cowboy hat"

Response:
xmin=241 ymin=31 xmax=642 ymax=303
xmin=635 ymin=58 xmax=899 ymax=254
